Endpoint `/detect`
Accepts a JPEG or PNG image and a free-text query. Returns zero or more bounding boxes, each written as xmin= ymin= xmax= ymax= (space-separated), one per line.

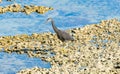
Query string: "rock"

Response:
xmin=0 ymin=4 xmax=53 ymax=14
xmin=0 ymin=0 xmax=2 ymax=3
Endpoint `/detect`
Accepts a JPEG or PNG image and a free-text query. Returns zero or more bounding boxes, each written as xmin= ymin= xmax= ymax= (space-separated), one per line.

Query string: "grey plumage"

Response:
xmin=46 ymin=18 xmax=74 ymax=42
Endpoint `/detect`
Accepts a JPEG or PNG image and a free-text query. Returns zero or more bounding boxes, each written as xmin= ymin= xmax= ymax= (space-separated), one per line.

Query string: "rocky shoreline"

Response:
xmin=0 ymin=3 xmax=53 ymax=14
xmin=0 ymin=19 xmax=120 ymax=74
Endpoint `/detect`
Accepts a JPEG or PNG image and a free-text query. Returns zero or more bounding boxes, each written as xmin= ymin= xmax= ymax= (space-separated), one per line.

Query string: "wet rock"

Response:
xmin=114 ymin=62 xmax=120 ymax=69
xmin=0 ymin=4 xmax=53 ymax=14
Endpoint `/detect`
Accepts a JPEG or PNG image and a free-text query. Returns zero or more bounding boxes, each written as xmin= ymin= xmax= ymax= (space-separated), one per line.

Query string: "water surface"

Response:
xmin=0 ymin=52 xmax=51 ymax=74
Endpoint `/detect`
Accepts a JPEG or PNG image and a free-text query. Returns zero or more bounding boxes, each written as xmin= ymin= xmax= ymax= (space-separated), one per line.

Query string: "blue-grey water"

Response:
xmin=0 ymin=0 xmax=120 ymax=74
xmin=0 ymin=52 xmax=51 ymax=74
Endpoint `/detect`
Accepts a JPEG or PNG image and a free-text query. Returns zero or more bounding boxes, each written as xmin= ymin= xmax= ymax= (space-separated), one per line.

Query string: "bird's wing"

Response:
xmin=59 ymin=30 xmax=74 ymax=40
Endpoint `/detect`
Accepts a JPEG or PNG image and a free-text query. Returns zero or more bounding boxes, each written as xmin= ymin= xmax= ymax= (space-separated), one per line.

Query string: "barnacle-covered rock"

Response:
xmin=0 ymin=4 xmax=53 ymax=14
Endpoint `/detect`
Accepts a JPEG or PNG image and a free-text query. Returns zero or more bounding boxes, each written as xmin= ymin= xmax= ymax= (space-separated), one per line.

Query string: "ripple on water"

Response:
xmin=0 ymin=52 xmax=51 ymax=74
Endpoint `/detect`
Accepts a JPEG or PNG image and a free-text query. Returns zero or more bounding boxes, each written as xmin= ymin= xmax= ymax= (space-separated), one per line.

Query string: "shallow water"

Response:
xmin=0 ymin=52 xmax=51 ymax=74
xmin=0 ymin=0 xmax=120 ymax=36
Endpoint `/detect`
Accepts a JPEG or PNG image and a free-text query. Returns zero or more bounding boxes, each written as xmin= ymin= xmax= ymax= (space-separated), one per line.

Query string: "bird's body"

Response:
xmin=46 ymin=18 xmax=74 ymax=42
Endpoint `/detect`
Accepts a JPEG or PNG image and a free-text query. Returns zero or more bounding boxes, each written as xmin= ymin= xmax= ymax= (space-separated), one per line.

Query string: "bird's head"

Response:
xmin=46 ymin=18 xmax=53 ymax=22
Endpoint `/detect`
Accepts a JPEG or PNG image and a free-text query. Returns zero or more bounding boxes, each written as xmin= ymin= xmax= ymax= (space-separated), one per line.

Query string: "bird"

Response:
xmin=46 ymin=18 xmax=74 ymax=42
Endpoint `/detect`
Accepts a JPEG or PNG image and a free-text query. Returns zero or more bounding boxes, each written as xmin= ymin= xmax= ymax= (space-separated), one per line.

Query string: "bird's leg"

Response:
xmin=63 ymin=41 xmax=69 ymax=49
xmin=63 ymin=42 xmax=68 ymax=49
xmin=64 ymin=41 xmax=74 ymax=49
xmin=60 ymin=41 xmax=67 ymax=49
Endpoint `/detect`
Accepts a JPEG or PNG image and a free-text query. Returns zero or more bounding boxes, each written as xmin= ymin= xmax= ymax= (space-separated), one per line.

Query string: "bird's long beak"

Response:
xmin=45 ymin=19 xmax=49 ymax=24
xmin=45 ymin=21 xmax=48 ymax=24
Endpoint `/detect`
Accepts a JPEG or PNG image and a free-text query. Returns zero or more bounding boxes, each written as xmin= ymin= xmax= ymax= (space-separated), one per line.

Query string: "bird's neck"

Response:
xmin=51 ymin=20 xmax=59 ymax=33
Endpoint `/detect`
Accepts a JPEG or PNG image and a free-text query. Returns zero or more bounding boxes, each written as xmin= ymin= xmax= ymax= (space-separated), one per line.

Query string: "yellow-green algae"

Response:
xmin=0 ymin=19 xmax=120 ymax=74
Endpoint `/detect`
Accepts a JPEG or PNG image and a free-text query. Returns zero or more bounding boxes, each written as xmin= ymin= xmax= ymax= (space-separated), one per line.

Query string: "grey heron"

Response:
xmin=46 ymin=18 xmax=74 ymax=42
